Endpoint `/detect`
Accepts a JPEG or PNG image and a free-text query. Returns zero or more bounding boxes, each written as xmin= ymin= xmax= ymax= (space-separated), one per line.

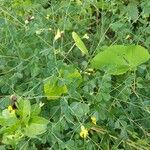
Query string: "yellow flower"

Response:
xmin=91 ymin=116 xmax=97 ymax=125
xmin=7 ymin=105 xmax=15 ymax=114
xmin=8 ymin=105 xmax=13 ymax=111
xmin=80 ymin=125 xmax=89 ymax=139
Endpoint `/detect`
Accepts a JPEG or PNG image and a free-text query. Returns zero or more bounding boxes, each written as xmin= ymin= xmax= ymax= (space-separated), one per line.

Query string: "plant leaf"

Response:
xmin=91 ymin=45 xmax=150 ymax=75
xmin=31 ymin=104 xmax=41 ymax=117
xmin=124 ymin=45 xmax=150 ymax=68
xmin=72 ymin=32 xmax=88 ymax=55
xmin=24 ymin=116 xmax=49 ymax=138
xmin=127 ymin=3 xmax=139 ymax=21
xmin=17 ymin=99 xmax=31 ymax=125
xmin=70 ymin=102 xmax=89 ymax=118
xmin=44 ymin=77 xmax=68 ymax=100
xmin=0 ymin=110 xmax=18 ymax=127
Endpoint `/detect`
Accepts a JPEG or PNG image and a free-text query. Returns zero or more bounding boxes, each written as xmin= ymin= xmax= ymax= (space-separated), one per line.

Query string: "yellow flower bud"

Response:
xmin=8 ymin=105 xmax=13 ymax=111
xmin=91 ymin=116 xmax=97 ymax=125
xmin=125 ymin=34 xmax=131 ymax=40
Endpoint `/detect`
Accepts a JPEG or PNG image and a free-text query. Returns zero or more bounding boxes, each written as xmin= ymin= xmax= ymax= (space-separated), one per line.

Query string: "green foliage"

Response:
xmin=44 ymin=77 xmax=68 ymax=100
xmin=72 ymin=32 xmax=88 ymax=55
xmin=70 ymin=102 xmax=89 ymax=118
xmin=24 ymin=116 xmax=49 ymax=138
xmin=127 ymin=2 xmax=139 ymax=21
xmin=0 ymin=99 xmax=49 ymax=147
xmin=17 ymin=99 xmax=31 ymax=125
xmin=91 ymin=45 xmax=150 ymax=75
xmin=0 ymin=0 xmax=150 ymax=149
xmin=44 ymin=65 xmax=82 ymax=100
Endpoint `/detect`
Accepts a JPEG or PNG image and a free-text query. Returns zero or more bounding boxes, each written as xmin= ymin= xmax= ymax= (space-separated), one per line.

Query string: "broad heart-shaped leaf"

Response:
xmin=72 ymin=32 xmax=88 ymax=55
xmin=91 ymin=45 xmax=150 ymax=75
xmin=24 ymin=116 xmax=49 ymax=138
xmin=44 ymin=77 xmax=68 ymax=100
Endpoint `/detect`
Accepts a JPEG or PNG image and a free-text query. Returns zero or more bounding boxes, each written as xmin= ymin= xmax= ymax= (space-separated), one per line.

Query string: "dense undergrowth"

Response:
xmin=0 ymin=0 xmax=150 ymax=149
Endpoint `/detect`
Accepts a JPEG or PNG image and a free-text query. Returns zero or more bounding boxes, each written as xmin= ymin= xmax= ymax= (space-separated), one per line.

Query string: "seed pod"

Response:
xmin=10 ymin=95 xmax=17 ymax=109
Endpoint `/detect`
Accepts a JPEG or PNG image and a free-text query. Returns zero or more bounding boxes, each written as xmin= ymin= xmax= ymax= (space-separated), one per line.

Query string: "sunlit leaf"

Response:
xmin=72 ymin=32 xmax=88 ymax=55
xmin=24 ymin=116 xmax=49 ymax=138
xmin=44 ymin=77 xmax=68 ymax=100
xmin=16 ymin=99 xmax=31 ymax=125
xmin=91 ymin=45 xmax=150 ymax=75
